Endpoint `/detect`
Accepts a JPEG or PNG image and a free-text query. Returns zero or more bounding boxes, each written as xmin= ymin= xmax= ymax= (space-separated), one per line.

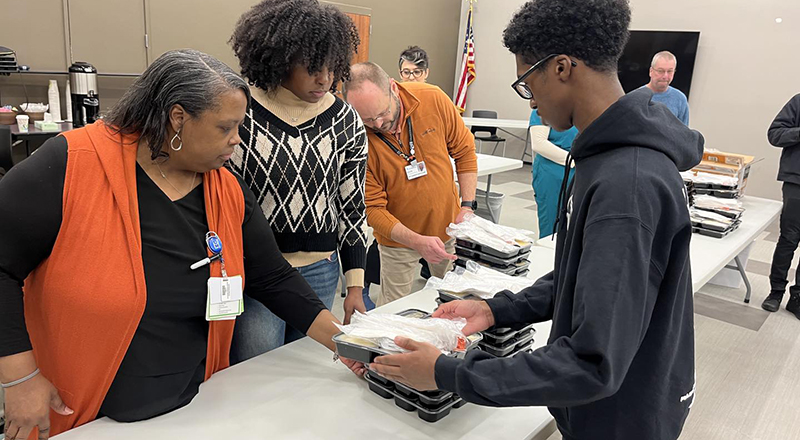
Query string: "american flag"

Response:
xmin=454 ymin=1 xmax=476 ymax=113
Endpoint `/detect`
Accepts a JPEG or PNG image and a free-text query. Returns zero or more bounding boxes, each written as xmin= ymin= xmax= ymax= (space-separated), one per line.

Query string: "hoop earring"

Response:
xmin=170 ymin=129 xmax=183 ymax=151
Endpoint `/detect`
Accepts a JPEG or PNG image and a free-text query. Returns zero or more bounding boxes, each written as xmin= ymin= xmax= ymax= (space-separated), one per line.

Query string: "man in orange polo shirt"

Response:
xmin=344 ymin=62 xmax=478 ymax=305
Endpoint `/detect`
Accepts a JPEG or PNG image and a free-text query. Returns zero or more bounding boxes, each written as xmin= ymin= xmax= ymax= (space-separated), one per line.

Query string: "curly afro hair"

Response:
xmin=503 ymin=0 xmax=631 ymax=73
xmin=230 ymin=0 xmax=359 ymax=92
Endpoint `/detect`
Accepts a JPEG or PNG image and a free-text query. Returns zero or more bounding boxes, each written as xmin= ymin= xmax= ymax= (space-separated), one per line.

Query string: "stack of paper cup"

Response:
xmin=16 ymin=115 xmax=29 ymax=132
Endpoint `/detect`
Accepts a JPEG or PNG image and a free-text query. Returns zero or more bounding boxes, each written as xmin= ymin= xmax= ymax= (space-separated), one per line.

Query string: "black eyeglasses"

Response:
xmin=400 ymin=68 xmax=426 ymax=78
xmin=511 ymin=54 xmax=577 ymax=100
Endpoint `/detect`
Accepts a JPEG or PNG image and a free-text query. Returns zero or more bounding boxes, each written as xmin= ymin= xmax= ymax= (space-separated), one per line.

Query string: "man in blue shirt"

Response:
xmin=642 ymin=51 xmax=690 ymax=125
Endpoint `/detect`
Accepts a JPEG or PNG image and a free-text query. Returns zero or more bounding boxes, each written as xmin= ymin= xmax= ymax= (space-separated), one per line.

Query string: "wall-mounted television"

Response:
xmin=618 ymin=30 xmax=700 ymax=99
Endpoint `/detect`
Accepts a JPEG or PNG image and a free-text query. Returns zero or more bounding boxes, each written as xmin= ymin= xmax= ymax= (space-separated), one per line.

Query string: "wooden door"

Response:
xmin=335 ymin=12 xmax=370 ymax=97
xmin=346 ymin=12 xmax=370 ymax=64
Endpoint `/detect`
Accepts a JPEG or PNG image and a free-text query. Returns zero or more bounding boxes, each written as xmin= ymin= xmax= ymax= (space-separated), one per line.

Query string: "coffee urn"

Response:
xmin=69 ymin=62 xmax=99 ymax=127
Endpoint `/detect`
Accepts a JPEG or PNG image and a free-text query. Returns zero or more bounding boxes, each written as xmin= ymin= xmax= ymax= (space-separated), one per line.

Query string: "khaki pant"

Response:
xmin=377 ymin=239 xmax=455 ymax=306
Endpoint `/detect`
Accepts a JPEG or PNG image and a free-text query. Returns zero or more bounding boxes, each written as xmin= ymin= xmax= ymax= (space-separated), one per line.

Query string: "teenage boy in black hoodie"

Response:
xmin=369 ymin=1 xmax=704 ymax=439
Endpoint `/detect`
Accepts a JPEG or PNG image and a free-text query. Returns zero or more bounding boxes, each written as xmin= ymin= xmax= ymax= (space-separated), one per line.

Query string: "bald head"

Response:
xmin=343 ymin=62 xmax=391 ymax=98
xmin=344 ymin=62 xmax=401 ymax=132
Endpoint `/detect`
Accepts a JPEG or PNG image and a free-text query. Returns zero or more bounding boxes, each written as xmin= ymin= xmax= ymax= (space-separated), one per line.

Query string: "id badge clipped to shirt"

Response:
xmin=192 ymin=231 xmax=245 ymax=321
xmin=405 ymin=160 xmax=428 ymax=180
xmin=206 ymin=275 xmax=244 ymax=321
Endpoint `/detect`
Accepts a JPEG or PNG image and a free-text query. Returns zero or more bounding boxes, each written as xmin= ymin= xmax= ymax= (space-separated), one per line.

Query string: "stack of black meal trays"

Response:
xmin=437 ymin=290 xmax=537 ymax=358
xmin=364 ymin=371 xmax=467 ymax=423
xmin=690 ymin=208 xmax=741 ymax=239
xmin=332 ymin=309 xmax=482 ymax=423
xmin=454 ymin=237 xmax=531 ymax=277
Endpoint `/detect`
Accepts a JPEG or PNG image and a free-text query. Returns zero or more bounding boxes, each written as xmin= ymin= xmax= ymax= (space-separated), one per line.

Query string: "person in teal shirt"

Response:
xmin=529 ymin=108 xmax=579 ymax=238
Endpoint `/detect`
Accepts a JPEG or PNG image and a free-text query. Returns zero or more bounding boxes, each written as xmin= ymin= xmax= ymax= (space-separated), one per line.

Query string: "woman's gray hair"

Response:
xmin=105 ymin=49 xmax=250 ymax=160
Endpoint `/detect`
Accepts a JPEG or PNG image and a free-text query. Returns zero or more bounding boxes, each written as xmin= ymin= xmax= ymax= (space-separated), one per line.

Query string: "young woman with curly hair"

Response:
xmin=228 ymin=0 xmax=369 ymax=362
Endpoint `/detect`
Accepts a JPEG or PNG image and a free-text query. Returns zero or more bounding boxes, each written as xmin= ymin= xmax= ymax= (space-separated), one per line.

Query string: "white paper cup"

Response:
xmin=16 ymin=115 xmax=29 ymax=132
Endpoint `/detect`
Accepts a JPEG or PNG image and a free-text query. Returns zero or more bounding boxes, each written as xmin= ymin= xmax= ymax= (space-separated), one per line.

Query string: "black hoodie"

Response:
xmin=768 ymin=93 xmax=800 ymax=185
xmin=435 ymin=88 xmax=704 ymax=440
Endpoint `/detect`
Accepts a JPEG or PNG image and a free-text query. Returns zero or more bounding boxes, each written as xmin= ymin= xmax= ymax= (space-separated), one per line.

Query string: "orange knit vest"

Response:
xmin=23 ymin=121 xmax=244 ymax=437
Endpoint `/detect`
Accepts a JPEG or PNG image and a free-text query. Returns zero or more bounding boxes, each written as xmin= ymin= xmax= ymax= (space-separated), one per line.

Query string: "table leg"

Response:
xmin=725 ymin=255 xmax=752 ymax=303
xmin=484 ymin=174 xmax=499 ymax=223
xmin=521 ymin=127 xmax=532 ymax=164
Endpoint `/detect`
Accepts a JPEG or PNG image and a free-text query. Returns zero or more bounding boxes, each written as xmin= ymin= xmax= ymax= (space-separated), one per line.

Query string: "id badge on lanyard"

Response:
xmin=377 ymin=119 xmax=427 ymax=181
xmin=405 ymin=160 xmax=427 ymax=180
xmin=191 ymin=231 xmax=244 ymax=321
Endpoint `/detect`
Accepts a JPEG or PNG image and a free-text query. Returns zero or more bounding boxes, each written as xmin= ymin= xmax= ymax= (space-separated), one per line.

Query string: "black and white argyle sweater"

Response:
xmin=232 ymin=98 xmax=368 ymax=273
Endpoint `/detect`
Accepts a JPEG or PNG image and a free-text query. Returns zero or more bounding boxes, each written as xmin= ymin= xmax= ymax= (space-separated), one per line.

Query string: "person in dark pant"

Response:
xmin=763 ymin=93 xmax=800 ymax=319
xmin=369 ymin=1 xmax=704 ymax=439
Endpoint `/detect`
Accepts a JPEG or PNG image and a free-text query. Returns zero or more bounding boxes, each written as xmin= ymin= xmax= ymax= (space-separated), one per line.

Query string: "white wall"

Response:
xmin=455 ymin=0 xmax=800 ymax=200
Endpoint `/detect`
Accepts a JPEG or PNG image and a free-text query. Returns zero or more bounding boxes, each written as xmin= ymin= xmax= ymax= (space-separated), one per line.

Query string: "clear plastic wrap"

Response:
xmin=424 ymin=260 xmax=534 ymax=299
xmin=336 ymin=311 xmax=468 ymax=353
xmin=446 ymin=212 xmax=534 ymax=253
xmin=680 ymin=171 xmax=739 ymax=188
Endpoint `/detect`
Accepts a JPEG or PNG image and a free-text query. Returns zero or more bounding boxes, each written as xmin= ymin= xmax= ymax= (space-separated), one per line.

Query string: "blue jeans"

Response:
xmin=230 ymin=252 xmax=340 ymax=364
xmin=362 ymin=285 xmax=376 ymax=311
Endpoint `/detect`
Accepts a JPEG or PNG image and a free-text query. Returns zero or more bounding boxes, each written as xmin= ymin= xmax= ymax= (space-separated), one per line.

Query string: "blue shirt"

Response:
xmin=529 ymin=109 xmax=579 ymax=178
xmin=643 ymin=85 xmax=690 ymax=126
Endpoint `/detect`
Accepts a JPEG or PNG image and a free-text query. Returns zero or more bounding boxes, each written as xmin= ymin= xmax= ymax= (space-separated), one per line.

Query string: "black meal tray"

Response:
xmin=689 ymin=181 xmax=737 ymax=191
xmin=365 ymin=373 xmax=462 ymax=423
xmin=509 ymin=344 xmax=534 ymax=358
xmin=691 ymin=219 xmax=732 ymax=232
xmin=694 ymin=188 xmax=740 ymax=199
xmin=455 ymin=237 xmax=532 ymax=259
xmin=481 ymin=323 xmax=536 ymax=346
xmin=694 ymin=206 xmax=743 ymax=220
xmin=333 ymin=334 xmax=388 ymax=364
xmin=693 ymin=226 xmax=734 ymax=239
xmin=395 ymin=381 xmax=455 ymax=407
xmin=479 ymin=330 xmax=535 ymax=357
xmin=437 ymin=289 xmax=483 ymax=303
xmin=455 ymin=245 xmax=530 ymax=267
xmin=396 ymin=308 xmax=430 ymax=319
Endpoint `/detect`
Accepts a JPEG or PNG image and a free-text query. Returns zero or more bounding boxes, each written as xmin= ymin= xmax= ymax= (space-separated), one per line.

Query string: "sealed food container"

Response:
xmin=479 ymin=330 xmax=535 ymax=357
xmin=455 ymin=237 xmax=532 ymax=259
xmin=365 ymin=373 xmax=463 ymax=423
xmin=367 ymin=370 xmax=394 ymax=387
xmin=394 ymin=381 xmax=455 ymax=407
xmin=693 ymin=226 xmax=736 ymax=239
xmin=455 ymin=245 xmax=530 ymax=268
xmin=481 ymin=323 xmax=535 ymax=346
xmin=438 ymin=289 xmax=482 ymax=303
xmin=333 ymin=333 xmax=390 ymax=364
xmin=334 ymin=309 xmax=482 ymax=363
xmin=454 ymin=258 xmax=529 ymax=276
xmin=508 ymin=343 xmax=534 ymax=358
xmin=367 ymin=376 xmax=395 ymax=399
xmin=395 ymin=308 xmax=431 ymax=319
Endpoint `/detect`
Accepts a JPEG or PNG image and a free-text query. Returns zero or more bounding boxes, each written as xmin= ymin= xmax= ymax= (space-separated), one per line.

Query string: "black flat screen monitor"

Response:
xmin=618 ymin=30 xmax=700 ymax=98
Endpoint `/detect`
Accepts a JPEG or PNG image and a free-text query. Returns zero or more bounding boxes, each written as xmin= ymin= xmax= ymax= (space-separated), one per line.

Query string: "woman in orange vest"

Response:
xmin=0 ymin=49 xmax=364 ymax=440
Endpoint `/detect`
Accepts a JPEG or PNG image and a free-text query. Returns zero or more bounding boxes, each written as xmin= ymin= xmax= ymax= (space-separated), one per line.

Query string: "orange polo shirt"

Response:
xmin=365 ymin=82 xmax=477 ymax=247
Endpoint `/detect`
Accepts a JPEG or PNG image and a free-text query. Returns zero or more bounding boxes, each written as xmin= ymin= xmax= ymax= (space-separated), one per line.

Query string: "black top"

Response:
xmin=436 ymin=89 xmax=704 ymax=440
xmin=769 ymin=93 xmax=800 ymax=185
xmin=0 ymin=136 xmax=325 ymax=422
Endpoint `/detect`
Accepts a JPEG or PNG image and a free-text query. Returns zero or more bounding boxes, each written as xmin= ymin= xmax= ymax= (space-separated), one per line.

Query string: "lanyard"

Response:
xmin=375 ymin=118 xmax=416 ymax=164
xmin=190 ymin=231 xmax=227 ymax=279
